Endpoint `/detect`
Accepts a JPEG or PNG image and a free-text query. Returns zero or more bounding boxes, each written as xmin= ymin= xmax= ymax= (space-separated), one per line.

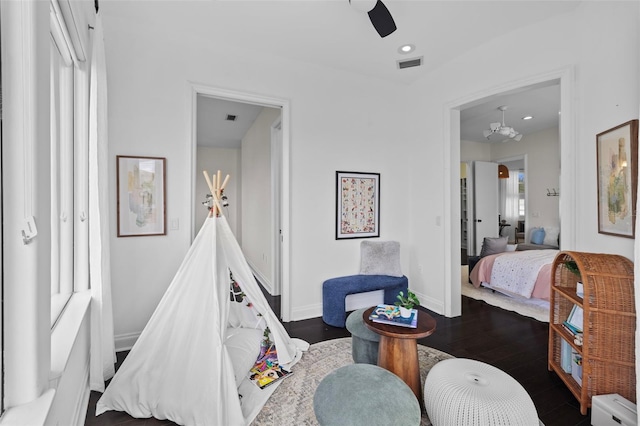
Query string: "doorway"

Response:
xmin=496 ymin=155 xmax=526 ymax=245
xmin=190 ymin=84 xmax=292 ymax=321
xmin=444 ymin=67 xmax=576 ymax=318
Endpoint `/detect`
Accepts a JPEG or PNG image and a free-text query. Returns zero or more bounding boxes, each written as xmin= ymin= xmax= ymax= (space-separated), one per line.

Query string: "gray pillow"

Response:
xmin=359 ymin=241 xmax=402 ymax=277
xmin=479 ymin=237 xmax=508 ymax=257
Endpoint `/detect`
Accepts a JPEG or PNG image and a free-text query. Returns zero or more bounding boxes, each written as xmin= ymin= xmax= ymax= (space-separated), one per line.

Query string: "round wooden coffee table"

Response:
xmin=363 ymin=306 xmax=437 ymax=404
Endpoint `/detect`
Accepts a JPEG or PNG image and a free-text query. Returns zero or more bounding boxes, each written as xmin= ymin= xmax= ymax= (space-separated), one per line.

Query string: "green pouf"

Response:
xmin=313 ymin=364 xmax=420 ymax=426
xmin=345 ymin=308 xmax=380 ymax=364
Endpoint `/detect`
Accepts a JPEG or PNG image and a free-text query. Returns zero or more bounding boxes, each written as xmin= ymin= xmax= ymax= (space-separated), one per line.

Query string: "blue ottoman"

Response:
xmin=313 ymin=364 xmax=420 ymax=426
xmin=322 ymin=274 xmax=408 ymax=327
xmin=346 ymin=308 xmax=380 ymax=364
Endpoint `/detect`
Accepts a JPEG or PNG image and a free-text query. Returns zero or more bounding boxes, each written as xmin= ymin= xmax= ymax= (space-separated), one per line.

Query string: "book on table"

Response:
xmin=368 ymin=304 xmax=418 ymax=328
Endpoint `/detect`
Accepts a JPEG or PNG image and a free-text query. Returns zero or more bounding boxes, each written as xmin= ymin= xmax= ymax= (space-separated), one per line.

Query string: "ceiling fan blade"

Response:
xmin=483 ymin=129 xmax=493 ymax=138
xmin=514 ymin=134 xmax=523 ymax=142
xmin=368 ymin=0 xmax=396 ymax=38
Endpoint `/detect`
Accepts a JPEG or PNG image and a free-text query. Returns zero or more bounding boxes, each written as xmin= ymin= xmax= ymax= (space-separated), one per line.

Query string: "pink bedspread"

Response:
xmin=469 ymin=251 xmax=553 ymax=301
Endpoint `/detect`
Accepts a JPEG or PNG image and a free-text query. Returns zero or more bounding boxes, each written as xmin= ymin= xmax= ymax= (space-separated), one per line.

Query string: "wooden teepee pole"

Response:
xmin=203 ymin=170 xmax=230 ymax=217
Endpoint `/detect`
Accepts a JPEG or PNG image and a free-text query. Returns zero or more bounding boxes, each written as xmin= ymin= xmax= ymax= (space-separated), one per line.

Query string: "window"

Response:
xmin=50 ymin=2 xmax=77 ymax=327
xmin=0 ymin=10 xmax=4 ymax=411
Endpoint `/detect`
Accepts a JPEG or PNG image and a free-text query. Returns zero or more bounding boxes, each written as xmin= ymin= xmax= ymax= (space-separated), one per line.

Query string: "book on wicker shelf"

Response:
xmin=566 ymin=305 xmax=583 ymax=332
xmin=562 ymin=321 xmax=582 ymax=336
xmin=248 ymin=343 xmax=293 ymax=389
xmin=368 ymin=304 xmax=418 ymax=328
xmin=560 ymin=339 xmax=572 ymax=374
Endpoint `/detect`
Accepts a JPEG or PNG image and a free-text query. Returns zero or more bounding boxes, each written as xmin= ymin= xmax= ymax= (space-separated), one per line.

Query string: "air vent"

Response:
xmin=397 ymin=56 xmax=423 ymax=69
xmin=225 ymin=114 xmax=237 ymax=121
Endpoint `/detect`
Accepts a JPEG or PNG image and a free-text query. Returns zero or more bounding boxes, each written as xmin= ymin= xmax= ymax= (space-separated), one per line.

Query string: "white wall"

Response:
xmin=102 ymin=4 xmax=413 ymax=341
xmin=492 ymin=127 xmax=561 ymax=233
xmin=241 ymin=107 xmax=280 ymax=290
xmin=195 ymin=146 xmax=240 ymax=236
xmin=101 ymin=1 xmax=638 ymax=343
xmin=405 ymin=1 xmax=638 ymax=316
xmin=461 ymin=140 xmax=491 ymax=162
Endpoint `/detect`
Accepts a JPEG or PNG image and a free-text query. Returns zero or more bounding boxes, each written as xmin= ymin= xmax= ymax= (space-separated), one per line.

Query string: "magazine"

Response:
xmin=248 ymin=343 xmax=293 ymax=389
xmin=369 ymin=304 xmax=418 ymax=328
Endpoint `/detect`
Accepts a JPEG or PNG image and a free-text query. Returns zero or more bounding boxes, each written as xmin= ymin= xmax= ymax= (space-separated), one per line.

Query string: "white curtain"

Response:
xmin=499 ymin=170 xmax=520 ymax=242
xmin=635 ymin=71 xmax=640 ymax=407
xmin=89 ymin=13 xmax=116 ymax=392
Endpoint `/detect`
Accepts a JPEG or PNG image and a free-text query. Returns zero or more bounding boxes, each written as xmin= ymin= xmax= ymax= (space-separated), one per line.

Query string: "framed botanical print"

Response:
xmin=336 ymin=171 xmax=380 ymax=239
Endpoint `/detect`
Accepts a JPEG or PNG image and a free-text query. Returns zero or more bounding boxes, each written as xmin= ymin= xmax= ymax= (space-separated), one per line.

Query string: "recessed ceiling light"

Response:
xmin=522 ymin=116 xmax=534 ymax=120
xmin=398 ymin=44 xmax=415 ymax=54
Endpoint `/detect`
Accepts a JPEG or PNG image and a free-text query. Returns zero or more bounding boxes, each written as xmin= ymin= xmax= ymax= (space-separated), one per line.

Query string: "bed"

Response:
xmin=469 ymin=249 xmax=559 ymax=301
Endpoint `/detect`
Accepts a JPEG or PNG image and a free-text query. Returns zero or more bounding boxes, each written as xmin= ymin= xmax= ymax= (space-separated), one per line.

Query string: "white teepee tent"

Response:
xmin=96 ymin=173 xmax=308 ymax=425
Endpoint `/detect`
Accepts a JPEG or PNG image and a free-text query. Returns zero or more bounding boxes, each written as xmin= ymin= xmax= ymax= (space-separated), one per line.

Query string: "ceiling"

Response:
xmin=104 ymin=1 xmax=581 ymax=86
xmin=460 ymin=83 xmax=560 ymax=143
xmin=124 ymin=1 xmax=572 ymax=147
xmin=197 ymin=96 xmax=266 ymax=148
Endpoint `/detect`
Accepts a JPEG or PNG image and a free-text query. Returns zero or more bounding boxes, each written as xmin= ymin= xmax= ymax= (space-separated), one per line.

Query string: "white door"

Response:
xmin=473 ymin=161 xmax=499 ymax=255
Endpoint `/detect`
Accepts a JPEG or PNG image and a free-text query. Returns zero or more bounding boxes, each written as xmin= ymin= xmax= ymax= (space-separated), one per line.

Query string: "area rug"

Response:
xmin=252 ymin=337 xmax=453 ymax=425
xmin=461 ymin=265 xmax=549 ymax=322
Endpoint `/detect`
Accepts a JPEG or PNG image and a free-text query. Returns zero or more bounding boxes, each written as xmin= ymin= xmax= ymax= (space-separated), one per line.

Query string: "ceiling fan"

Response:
xmin=483 ymin=105 xmax=523 ymax=142
xmin=349 ymin=0 xmax=397 ymax=38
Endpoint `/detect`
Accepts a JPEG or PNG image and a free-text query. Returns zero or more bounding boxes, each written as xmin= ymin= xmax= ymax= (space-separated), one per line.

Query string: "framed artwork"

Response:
xmin=117 ymin=155 xmax=167 ymax=237
xmin=596 ymin=119 xmax=638 ymax=238
xmin=336 ymin=171 xmax=380 ymax=239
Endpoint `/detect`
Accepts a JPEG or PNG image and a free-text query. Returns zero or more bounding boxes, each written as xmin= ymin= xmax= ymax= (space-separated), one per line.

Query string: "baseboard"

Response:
xmin=422 ymin=294 xmax=444 ymax=316
xmin=246 ymin=259 xmax=274 ymax=294
xmin=291 ymin=303 xmax=323 ymax=321
xmin=114 ymin=332 xmax=140 ymax=352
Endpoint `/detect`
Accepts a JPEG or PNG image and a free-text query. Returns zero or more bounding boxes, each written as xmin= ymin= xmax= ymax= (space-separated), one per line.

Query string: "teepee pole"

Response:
xmin=203 ymin=170 xmax=230 ymax=217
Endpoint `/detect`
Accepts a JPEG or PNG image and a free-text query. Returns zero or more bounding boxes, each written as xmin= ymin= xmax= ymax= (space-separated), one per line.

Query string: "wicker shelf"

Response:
xmin=548 ymin=251 xmax=636 ymax=415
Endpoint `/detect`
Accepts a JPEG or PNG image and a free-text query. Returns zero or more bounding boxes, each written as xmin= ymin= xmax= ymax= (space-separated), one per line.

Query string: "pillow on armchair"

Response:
xmin=359 ymin=241 xmax=403 ymax=277
xmin=479 ymin=237 xmax=508 ymax=258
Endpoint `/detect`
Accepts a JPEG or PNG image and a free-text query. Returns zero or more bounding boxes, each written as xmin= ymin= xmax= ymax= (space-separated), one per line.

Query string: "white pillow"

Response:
xmin=359 ymin=241 xmax=403 ymax=277
xmin=543 ymin=227 xmax=560 ymax=246
xmin=225 ymin=327 xmax=264 ymax=385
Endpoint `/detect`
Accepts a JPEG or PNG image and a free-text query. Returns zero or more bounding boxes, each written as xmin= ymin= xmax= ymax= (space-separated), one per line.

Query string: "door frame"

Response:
xmin=270 ymin=118 xmax=282 ymax=296
xmin=443 ymin=67 xmax=576 ymax=318
xmin=189 ymin=83 xmax=293 ymax=321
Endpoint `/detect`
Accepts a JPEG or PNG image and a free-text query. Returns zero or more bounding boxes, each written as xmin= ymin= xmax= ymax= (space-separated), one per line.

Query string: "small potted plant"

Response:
xmin=564 ymin=260 xmax=584 ymax=297
xmin=395 ymin=290 xmax=420 ymax=318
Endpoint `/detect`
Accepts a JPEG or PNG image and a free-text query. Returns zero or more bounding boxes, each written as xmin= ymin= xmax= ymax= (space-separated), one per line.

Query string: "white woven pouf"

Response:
xmin=424 ymin=358 xmax=539 ymax=426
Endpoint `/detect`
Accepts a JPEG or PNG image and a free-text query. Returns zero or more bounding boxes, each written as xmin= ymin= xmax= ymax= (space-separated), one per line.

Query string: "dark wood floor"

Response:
xmin=85 ymin=294 xmax=591 ymax=426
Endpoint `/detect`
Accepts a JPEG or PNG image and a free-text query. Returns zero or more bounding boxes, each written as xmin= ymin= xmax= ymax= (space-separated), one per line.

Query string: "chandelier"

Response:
xmin=483 ymin=106 xmax=523 ymax=142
